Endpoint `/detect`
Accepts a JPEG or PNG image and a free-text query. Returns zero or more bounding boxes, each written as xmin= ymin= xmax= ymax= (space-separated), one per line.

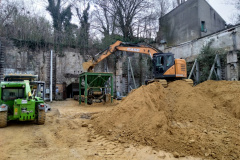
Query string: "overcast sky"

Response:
xmin=16 ymin=0 xmax=238 ymax=24
xmin=208 ymin=0 xmax=237 ymax=24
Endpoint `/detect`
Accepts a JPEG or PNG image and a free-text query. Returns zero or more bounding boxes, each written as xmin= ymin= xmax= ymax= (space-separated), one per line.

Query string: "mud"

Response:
xmin=92 ymin=80 xmax=240 ymax=160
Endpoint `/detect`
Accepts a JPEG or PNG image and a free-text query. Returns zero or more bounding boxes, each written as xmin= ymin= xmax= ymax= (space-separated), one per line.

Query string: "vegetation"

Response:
xmin=78 ymin=3 xmax=90 ymax=60
xmin=0 ymin=0 xmax=181 ymax=52
xmin=2 ymin=0 xmax=236 ymax=86
xmin=197 ymin=42 xmax=227 ymax=82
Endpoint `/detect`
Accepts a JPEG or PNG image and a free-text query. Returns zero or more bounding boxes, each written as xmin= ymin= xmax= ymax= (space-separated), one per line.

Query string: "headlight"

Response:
xmin=2 ymin=85 xmax=5 ymax=88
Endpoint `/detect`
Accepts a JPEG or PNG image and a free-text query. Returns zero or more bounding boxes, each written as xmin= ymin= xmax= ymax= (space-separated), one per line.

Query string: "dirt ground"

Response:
xmin=1 ymin=80 xmax=240 ymax=160
xmin=0 ymin=99 xmax=202 ymax=160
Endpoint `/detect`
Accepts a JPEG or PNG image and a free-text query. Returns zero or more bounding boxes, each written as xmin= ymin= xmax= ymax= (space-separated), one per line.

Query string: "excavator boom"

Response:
xmin=83 ymin=40 xmax=192 ymax=87
xmin=86 ymin=41 xmax=161 ymax=71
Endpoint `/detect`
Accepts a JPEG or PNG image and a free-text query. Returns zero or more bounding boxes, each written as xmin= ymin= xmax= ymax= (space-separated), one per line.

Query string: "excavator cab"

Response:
xmin=153 ymin=53 xmax=175 ymax=79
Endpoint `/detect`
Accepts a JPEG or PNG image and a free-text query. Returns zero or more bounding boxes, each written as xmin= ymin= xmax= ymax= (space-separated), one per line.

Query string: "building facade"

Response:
xmin=157 ymin=0 xmax=226 ymax=46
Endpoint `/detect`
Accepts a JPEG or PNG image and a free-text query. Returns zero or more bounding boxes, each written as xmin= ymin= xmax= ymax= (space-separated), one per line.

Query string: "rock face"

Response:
xmin=1 ymin=39 xmax=153 ymax=98
xmin=1 ymin=39 xmax=87 ymax=99
xmin=4 ymin=46 xmax=84 ymax=86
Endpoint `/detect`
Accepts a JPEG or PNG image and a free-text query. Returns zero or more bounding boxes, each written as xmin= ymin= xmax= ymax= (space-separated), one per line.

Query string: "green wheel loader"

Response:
xmin=0 ymin=80 xmax=46 ymax=127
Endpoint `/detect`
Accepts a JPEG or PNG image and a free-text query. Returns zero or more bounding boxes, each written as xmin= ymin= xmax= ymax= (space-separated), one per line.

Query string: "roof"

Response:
xmin=160 ymin=0 xmax=225 ymax=23
xmin=4 ymin=74 xmax=38 ymax=81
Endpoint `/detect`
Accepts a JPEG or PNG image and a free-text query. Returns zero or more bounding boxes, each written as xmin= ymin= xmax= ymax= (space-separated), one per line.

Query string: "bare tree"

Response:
xmin=93 ymin=0 xmax=150 ymax=41
xmin=77 ymin=3 xmax=90 ymax=60
xmin=0 ymin=0 xmax=54 ymax=48
xmin=112 ymin=0 xmax=150 ymax=40
xmin=91 ymin=1 xmax=116 ymax=38
xmin=92 ymin=0 xmax=174 ymax=42
xmin=0 ymin=0 xmax=18 ymax=35
xmin=46 ymin=0 xmax=72 ymax=49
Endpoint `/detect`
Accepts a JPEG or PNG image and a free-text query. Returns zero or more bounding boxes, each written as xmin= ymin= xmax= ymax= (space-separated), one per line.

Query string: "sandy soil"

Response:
xmin=93 ymin=80 xmax=240 ymax=160
xmin=0 ymin=99 xmax=201 ymax=160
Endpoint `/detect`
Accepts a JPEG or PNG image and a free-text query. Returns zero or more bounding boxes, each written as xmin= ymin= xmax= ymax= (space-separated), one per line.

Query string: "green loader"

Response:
xmin=0 ymin=80 xmax=46 ymax=127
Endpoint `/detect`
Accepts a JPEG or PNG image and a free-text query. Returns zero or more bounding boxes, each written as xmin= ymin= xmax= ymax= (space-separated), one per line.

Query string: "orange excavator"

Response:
xmin=85 ymin=41 xmax=193 ymax=87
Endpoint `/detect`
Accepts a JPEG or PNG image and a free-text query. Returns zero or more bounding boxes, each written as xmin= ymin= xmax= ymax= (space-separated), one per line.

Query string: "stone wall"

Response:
xmin=1 ymin=39 xmax=88 ymax=99
xmin=56 ymin=51 xmax=83 ymax=86
xmin=157 ymin=24 xmax=240 ymax=81
xmin=1 ymin=39 xmax=152 ymax=98
xmin=158 ymin=24 xmax=240 ymax=61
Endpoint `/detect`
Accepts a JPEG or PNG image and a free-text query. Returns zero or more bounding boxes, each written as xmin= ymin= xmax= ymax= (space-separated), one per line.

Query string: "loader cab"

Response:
xmin=1 ymin=87 xmax=25 ymax=101
xmin=153 ymin=53 xmax=174 ymax=79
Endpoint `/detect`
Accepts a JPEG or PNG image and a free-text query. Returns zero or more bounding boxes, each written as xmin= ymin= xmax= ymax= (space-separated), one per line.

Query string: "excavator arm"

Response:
xmin=83 ymin=40 xmax=193 ymax=86
xmin=86 ymin=40 xmax=161 ymax=71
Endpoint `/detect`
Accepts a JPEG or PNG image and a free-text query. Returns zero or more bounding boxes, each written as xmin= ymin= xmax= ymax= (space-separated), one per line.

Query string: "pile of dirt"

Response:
xmin=92 ymin=80 xmax=240 ymax=159
xmin=195 ymin=80 xmax=240 ymax=119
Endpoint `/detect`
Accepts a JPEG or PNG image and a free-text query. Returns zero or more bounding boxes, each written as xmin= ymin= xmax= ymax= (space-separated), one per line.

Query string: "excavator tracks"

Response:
xmin=147 ymin=79 xmax=193 ymax=88
xmin=183 ymin=79 xmax=194 ymax=86
xmin=147 ymin=79 xmax=168 ymax=88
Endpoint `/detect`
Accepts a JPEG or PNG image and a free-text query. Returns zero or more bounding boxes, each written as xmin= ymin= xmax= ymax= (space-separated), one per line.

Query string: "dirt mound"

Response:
xmin=92 ymin=80 xmax=240 ymax=159
xmin=196 ymin=80 xmax=240 ymax=118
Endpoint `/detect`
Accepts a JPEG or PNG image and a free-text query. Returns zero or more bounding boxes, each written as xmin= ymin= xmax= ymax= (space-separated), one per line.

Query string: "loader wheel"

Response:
xmin=0 ymin=112 xmax=7 ymax=128
xmin=37 ymin=110 xmax=46 ymax=125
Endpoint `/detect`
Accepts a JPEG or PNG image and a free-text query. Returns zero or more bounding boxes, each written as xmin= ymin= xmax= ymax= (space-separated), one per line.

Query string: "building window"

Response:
xmin=201 ymin=21 xmax=207 ymax=32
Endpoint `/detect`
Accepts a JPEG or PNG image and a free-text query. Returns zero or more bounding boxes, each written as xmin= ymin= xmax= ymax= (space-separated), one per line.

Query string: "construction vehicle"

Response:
xmin=0 ymin=80 xmax=46 ymax=128
xmin=4 ymin=74 xmax=46 ymax=100
xmin=85 ymin=40 xmax=193 ymax=87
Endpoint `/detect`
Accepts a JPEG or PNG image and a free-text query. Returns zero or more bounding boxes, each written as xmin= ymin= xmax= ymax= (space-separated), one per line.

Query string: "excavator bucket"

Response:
xmin=82 ymin=60 xmax=95 ymax=72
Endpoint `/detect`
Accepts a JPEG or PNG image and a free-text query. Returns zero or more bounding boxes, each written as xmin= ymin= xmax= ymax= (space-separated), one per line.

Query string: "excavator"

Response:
xmin=84 ymin=40 xmax=193 ymax=87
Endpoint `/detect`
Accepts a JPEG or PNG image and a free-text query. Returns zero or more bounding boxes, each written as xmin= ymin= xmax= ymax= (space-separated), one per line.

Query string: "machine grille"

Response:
xmin=181 ymin=64 xmax=185 ymax=71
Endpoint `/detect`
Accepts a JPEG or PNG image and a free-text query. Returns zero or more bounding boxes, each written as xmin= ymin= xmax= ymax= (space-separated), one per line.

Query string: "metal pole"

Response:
xmin=79 ymin=76 xmax=81 ymax=104
xmin=213 ymin=69 xmax=219 ymax=80
xmin=50 ymin=50 xmax=53 ymax=102
xmin=216 ymin=55 xmax=222 ymax=80
xmin=188 ymin=59 xmax=197 ymax=79
xmin=128 ymin=57 xmax=130 ymax=92
xmin=208 ymin=54 xmax=218 ymax=80
xmin=84 ymin=74 xmax=88 ymax=104
xmin=129 ymin=57 xmax=136 ymax=89
xmin=196 ymin=61 xmax=200 ymax=83
xmin=43 ymin=83 xmax=45 ymax=100
xmin=111 ymin=75 xmax=113 ymax=103
xmin=38 ymin=84 xmax=40 ymax=97
xmin=232 ymin=31 xmax=237 ymax=51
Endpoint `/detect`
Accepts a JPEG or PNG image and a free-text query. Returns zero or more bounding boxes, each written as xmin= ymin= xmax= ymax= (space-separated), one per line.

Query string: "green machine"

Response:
xmin=4 ymin=74 xmax=46 ymax=100
xmin=79 ymin=72 xmax=113 ymax=105
xmin=0 ymin=80 xmax=46 ymax=127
